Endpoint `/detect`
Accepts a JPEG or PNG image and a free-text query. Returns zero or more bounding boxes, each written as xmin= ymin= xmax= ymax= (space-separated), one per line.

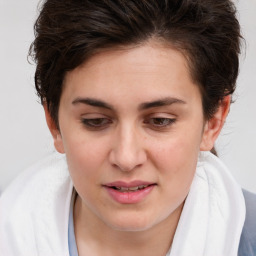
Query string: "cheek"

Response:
xmin=151 ymin=133 xmax=201 ymax=192
xmin=152 ymin=133 xmax=200 ymax=170
xmin=62 ymin=133 xmax=110 ymax=184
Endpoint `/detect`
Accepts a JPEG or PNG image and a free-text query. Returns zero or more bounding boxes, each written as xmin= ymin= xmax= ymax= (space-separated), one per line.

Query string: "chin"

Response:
xmin=110 ymin=223 xmax=153 ymax=232
xmin=103 ymin=213 xmax=159 ymax=232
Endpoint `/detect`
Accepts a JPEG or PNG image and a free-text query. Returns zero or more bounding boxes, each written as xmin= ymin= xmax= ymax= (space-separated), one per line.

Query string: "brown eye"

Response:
xmin=144 ymin=118 xmax=176 ymax=128
xmin=81 ymin=118 xmax=112 ymax=129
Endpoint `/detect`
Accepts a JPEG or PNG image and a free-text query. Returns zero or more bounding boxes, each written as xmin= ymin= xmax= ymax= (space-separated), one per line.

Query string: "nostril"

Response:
xmin=108 ymin=132 xmax=147 ymax=171
xmin=109 ymin=149 xmax=147 ymax=172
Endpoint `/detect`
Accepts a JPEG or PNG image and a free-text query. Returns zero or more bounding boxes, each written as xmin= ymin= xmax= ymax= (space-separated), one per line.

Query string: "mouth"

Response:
xmin=103 ymin=181 xmax=156 ymax=204
xmin=108 ymin=184 xmax=154 ymax=192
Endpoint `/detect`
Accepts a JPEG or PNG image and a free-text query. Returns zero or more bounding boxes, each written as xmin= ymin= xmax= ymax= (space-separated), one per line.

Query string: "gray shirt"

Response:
xmin=238 ymin=189 xmax=256 ymax=256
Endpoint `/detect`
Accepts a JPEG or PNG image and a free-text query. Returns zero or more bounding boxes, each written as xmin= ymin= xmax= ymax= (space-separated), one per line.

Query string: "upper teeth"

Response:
xmin=115 ymin=185 xmax=149 ymax=192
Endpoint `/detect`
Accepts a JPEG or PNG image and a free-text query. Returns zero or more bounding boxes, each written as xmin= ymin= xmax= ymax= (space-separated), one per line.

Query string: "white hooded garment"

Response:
xmin=0 ymin=152 xmax=246 ymax=256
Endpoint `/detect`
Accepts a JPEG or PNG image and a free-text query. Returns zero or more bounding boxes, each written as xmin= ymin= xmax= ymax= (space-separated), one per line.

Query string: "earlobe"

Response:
xmin=43 ymin=104 xmax=65 ymax=154
xmin=200 ymin=95 xmax=231 ymax=151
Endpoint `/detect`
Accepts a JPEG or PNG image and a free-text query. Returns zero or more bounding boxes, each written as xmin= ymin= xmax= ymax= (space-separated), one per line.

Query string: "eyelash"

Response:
xmin=143 ymin=117 xmax=176 ymax=128
xmin=81 ymin=118 xmax=112 ymax=130
xmin=81 ymin=117 xmax=176 ymax=130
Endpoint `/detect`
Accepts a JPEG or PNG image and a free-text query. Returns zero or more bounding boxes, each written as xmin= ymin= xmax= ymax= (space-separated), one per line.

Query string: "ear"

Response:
xmin=200 ymin=95 xmax=231 ymax=151
xmin=43 ymin=104 xmax=65 ymax=154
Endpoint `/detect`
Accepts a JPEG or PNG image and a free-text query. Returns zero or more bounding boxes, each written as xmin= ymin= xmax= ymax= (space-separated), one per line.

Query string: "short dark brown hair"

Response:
xmin=29 ymin=0 xmax=242 ymax=127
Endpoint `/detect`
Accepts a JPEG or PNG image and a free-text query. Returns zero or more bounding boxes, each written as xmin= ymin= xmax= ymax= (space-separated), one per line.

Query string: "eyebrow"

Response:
xmin=138 ymin=97 xmax=186 ymax=110
xmin=72 ymin=97 xmax=186 ymax=111
xmin=72 ymin=97 xmax=113 ymax=110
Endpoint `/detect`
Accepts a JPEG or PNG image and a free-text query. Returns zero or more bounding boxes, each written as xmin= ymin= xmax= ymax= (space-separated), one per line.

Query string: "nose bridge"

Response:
xmin=109 ymin=122 xmax=146 ymax=171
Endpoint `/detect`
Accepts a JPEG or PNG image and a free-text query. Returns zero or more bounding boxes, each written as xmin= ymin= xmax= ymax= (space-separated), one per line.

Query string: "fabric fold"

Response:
xmin=0 ymin=152 xmax=246 ymax=256
xmin=169 ymin=151 xmax=246 ymax=256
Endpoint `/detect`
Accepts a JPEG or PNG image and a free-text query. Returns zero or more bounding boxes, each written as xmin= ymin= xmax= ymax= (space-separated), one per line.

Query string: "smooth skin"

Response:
xmin=45 ymin=40 xmax=230 ymax=256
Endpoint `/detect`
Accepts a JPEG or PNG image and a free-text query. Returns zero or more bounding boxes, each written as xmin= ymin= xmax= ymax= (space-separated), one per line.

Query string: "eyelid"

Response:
xmin=80 ymin=115 xmax=113 ymax=130
xmin=143 ymin=112 xmax=177 ymax=121
xmin=146 ymin=111 xmax=176 ymax=117
xmin=143 ymin=113 xmax=177 ymax=129
xmin=144 ymin=117 xmax=176 ymax=124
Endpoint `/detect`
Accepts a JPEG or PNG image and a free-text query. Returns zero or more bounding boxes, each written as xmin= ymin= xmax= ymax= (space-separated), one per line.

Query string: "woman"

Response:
xmin=0 ymin=0 xmax=255 ymax=255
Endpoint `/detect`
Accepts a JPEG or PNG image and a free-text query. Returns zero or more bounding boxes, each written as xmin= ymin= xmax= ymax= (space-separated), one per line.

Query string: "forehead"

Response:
xmin=78 ymin=42 xmax=190 ymax=79
xmin=61 ymin=41 xmax=201 ymax=107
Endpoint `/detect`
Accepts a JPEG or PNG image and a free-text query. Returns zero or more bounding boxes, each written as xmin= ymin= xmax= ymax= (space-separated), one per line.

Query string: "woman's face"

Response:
xmin=54 ymin=42 xmax=212 ymax=231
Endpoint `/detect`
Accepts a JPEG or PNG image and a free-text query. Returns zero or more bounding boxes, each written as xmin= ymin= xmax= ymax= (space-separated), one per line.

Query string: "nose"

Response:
xmin=109 ymin=125 xmax=147 ymax=172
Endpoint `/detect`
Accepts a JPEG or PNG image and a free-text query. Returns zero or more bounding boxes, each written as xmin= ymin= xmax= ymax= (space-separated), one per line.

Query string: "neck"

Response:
xmin=74 ymin=196 xmax=184 ymax=256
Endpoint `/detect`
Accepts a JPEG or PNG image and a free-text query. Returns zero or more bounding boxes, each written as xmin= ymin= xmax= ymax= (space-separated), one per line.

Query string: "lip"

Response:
xmin=104 ymin=180 xmax=154 ymax=188
xmin=103 ymin=180 xmax=156 ymax=204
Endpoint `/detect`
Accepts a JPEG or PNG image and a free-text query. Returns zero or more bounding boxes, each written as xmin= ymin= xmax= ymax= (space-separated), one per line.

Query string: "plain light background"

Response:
xmin=0 ymin=0 xmax=255 ymax=193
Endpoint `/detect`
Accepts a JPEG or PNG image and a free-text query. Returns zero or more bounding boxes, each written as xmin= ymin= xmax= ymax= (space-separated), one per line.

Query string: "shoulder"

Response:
xmin=238 ymin=189 xmax=256 ymax=256
xmin=0 ymin=153 xmax=70 ymax=210
xmin=0 ymin=153 xmax=72 ymax=256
